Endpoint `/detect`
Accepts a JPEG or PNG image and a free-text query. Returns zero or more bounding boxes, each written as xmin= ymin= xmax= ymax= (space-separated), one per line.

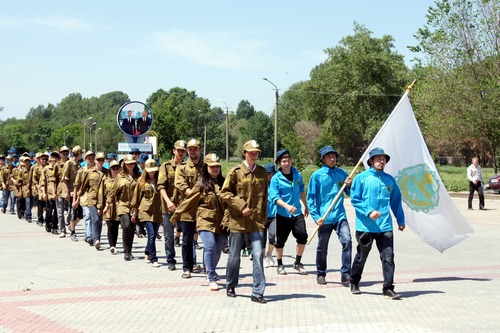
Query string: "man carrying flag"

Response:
xmin=350 ymin=148 xmax=405 ymax=300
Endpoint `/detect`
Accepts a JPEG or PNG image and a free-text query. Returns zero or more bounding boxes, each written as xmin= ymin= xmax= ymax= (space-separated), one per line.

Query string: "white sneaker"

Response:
xmin=209 ymin=282 xmax=219 ymax=291
xmin=264 ymin=256 xmax=270 ymax=268
xmin=58 ymin=232 xmax=66 ymax=238
xmin=269 ymin=256 xmax=276 ymax=267
xmin=152 ymin=261 xmax=160 ymax=268
xmin=94 ymin=240 xmax=100 ymax=250
xmin=109 ymin=247 xmax=116 ymax=254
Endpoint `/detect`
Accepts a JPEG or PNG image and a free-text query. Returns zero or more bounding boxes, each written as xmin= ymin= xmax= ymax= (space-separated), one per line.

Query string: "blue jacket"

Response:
xmin=268 ymin=166 xmax=305 ymax=217
xmin=307 ymin=165 xmax=349 ymax=224
xmin=350 ymin=167 xmax=405 ymax=232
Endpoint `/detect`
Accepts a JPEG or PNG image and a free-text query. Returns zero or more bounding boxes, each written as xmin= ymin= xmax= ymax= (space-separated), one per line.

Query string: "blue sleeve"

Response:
xmin=390 ymin=180 xmax=405 ymax=226
xmin=350 ymin=174 xmax=374 ymax=218
xmin=268 ymin=174 xmax=281 ymax=205
xmin=307 ymin=173 xmax=320 ymax=221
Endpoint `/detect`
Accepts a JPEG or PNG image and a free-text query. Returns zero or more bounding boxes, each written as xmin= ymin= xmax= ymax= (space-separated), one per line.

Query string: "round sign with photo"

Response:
xmin=117 ymin=101 xmax=154 ymax=137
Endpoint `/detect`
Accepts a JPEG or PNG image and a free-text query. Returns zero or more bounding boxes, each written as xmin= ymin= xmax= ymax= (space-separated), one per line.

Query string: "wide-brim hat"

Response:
xmin=109 ymin=160 xmax=120 ymax=168
xmin=204 ymin=153 xmax=221 ymax=166
xmin=59 ymin=146 xmax=70 ymax=153
xmin=144 ymin=158 xmax=158 ymax=172
xmin=264 ymin=163 xmax=276 ymax=174
xmin=51 ymin=151 xmax=60 ymax=158
xmin=319 ymin=145 xmax=338 ymax=160
xmin=367 ymin=147 xmax=390 ymax=166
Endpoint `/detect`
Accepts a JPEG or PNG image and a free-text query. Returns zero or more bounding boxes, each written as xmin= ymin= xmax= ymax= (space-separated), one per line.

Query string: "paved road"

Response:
xmin=0 ymin=196 xmax=499 ymax=333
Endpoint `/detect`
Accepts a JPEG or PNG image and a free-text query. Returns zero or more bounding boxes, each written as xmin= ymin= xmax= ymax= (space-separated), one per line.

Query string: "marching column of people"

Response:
xmin=2 ymin=142 xmax=408 ymax=302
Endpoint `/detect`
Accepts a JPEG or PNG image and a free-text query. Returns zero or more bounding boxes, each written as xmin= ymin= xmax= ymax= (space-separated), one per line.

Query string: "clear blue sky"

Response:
xmin=0 ymin=0 xmax=435 ymax=120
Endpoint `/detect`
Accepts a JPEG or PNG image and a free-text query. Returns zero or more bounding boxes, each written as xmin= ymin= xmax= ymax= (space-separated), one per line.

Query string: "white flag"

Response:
xmin=360 ymin=90 xmax=474 ymax=252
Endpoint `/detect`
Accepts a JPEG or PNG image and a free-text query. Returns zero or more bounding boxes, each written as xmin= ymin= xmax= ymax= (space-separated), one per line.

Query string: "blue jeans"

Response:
xmin=316 ymin=220 xmax=352 ymax=278
xmin=162 ymin=213 xmax=176 ymax=264
xmin=226 ymin=232 xmax=266 ymax=297
xmin=24 ymin=196 xmax=32 ymax=220
xmin=144 ymin=222 xmax=160 ymax=263
xmin=351 ymin=231 xmax=395 ymax=292
xmin=178 ymin=221 xmax=196 ymax=272
xmin=56 ymin=198 xmax=66 ymax=232
xmin=82 ymin=206 xmax=92 ymax=240
xmin=88 ymin=206 xmax=102 ymax=243
xmin=199 ymin=231 xmax=226 ymax=282
xmin=0 ymin=190 xmax=4 ymax=209
xmin=3 ymin=190 xmax=16 ymax=213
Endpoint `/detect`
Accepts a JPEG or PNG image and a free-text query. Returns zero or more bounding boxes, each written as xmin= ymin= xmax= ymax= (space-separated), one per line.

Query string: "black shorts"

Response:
xmin=71 ymin=204 xmax=83 ymax=221
xmin=275 ymin=213 xmax=308 ymax=248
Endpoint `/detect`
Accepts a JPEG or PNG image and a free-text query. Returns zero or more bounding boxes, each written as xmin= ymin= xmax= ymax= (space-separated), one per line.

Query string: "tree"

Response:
xmin=306 ymin=23 xmax=410 ymax=162
xmin=411 ymin=0 xmax=500 ymax=171
xmin=235 ymin=100 xmax=255 ymax=120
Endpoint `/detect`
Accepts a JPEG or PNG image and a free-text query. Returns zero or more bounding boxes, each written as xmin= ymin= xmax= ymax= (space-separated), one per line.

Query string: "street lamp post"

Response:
xmin=63 ymin=130 xmax=69 ymax=146
xmin=263 ymin=77 xmax=279 ymax=162
xmin=83 ymin=117 xmax=93 ymax=153
xmin=95 ymin=128 xmax=102 ymax=153
xmin=89 ymin=122 xmax=96 ymax=152
xmin=218 ymin=100 xmax=230 ymax=162
xmin=199 ymin=110 xmax=207 ymax=157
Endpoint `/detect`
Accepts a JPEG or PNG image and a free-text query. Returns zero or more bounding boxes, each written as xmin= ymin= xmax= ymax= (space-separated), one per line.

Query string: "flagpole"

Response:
xmin=306 ymin=159 xmax=363 ymax=245
xmin=307 ymin=80 xmax=417 ymax=245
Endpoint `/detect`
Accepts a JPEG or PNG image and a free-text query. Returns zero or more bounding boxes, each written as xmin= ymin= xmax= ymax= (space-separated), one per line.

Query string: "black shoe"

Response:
xmin=226 ymin=287 xmax=236 ymax=298
xmin=479 ymin=207 xmax=487 ymax=210
xmin=1 ymin=208 xmax=5 ymax=214
xmin=250 ymin=295 xmax=267 ymax=304
xmin=124 ymin=253 xmax=132 ymax=261
xmin=167 ymin=262 xmax=176 ymax=271
xmin=317 ymin=276 xmax=327 ymax=285
xmin=222 ymin=246 xmax=230 ymax=254
xmin=350 ymin=283 xmax=361 ymax=294
xmin=174 ymin=237 xmax=181 ymax=247
xmin=341 ymin=276 xmax=350 ymax=286
xmin=468 ymin=207 xmax=474 ymax=210
xmin=383 ymin=289 xmax=402 ymax=300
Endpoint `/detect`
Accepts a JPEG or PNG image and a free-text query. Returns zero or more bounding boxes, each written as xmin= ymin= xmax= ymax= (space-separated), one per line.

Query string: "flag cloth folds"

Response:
xmin=359 ymin=90 xmax=473 ymax=252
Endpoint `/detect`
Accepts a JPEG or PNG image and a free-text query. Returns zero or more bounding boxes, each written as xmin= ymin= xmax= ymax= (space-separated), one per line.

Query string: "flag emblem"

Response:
xmin=396 ymin=164 xmax=440 ymax=213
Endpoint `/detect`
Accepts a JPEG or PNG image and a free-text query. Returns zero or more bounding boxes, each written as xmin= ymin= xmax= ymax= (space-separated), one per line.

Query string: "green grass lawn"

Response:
xmin=220 ymin=160 xmax=496 ymax=192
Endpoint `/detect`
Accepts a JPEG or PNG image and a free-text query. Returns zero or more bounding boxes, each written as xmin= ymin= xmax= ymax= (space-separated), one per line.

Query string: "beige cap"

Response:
xmin=84 ymin=151 xmax=95 ymax=159
xmin=20 ymin=156 xmax=29 ymax=162
xmin=123 ymin=154 xmax=136 ymax=164
xmin=144 ymin=158 xmax=158 ymax=172
xmin=6 ymin=155 xmax=13 ymax=160
xmin=109 ymin=160 xmax=120 ymax=168
xmin=72 ymin=145 xmax=82 ymax=154
xmin=95 ymin=152 xmax=106 ymax=160
xmin=204 ymin=153 xmax=221 ymax=166
xmin=174 ymin=140 xmax=187 ymax=150
xmin=22 ymin=152 xmax=30 ymax=157
xmin=186 ymin=139 xmax=201 ymax=148
xmin=35 ymin=152 xmax=43 ymax=159
xmin=59 ymin=146 xmax=70 ymax=152
xmin=242 ymin=140 xmax=261 ymax=153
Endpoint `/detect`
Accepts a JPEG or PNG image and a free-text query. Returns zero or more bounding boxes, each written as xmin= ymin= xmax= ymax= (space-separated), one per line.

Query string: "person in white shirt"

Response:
xmin=467 ymin=157 xmax=485 ymax=210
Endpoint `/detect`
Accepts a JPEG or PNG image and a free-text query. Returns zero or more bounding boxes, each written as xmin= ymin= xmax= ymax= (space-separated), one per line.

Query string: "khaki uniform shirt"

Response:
xmin=131 ymin=179 xmax=162 ymax=223
xmin=157 ymin=158 xmax=183 ymax=213
xmin=173 ymin=182 xmax=227 ymax=233
xmin=63 ymin=159 xmax=80 ymax=194
xmin=77 ymin=166 xmax=105 ymax=207
xmin=56 ymin=160 xmax=68 ymax=198
xmin=11 ymin=167 xmax=21 ymax=197
xmin=220 ymin=162 xmax=268 ymax=233
xmin=174 ymin=158 xmax=203 ymax=222
xmin=2 ymin=165 xmax=16 ymax=191
xmin=109 ymin=173 xmax=138 ymax=216
xmin=29 ymin=163 xmax=43 ymax=196
xmin=17 ymin=165 xmax=32 ymax=198
xmin=98 ymin=175 xmax=118 ymax=221
xmin=40 ymin=163 xmax=59 ymax=198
